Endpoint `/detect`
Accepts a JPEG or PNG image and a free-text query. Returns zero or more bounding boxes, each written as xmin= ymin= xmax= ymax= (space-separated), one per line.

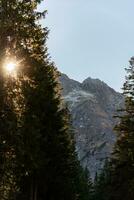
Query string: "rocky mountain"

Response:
xmin=60 ymin=74 xmax=124 ymax=178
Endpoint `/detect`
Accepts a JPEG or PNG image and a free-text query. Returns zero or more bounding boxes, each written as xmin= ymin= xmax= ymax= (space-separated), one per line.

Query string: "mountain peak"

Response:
xmin=60 ymin=73 xmax=124 ymax=178
xmin=83 ymin=76 xmax=102 ymax=83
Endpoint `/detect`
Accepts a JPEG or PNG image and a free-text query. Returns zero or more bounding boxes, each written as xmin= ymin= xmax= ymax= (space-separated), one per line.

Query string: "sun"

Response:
xmin=5 ymin=61 xmax=17 ymax=73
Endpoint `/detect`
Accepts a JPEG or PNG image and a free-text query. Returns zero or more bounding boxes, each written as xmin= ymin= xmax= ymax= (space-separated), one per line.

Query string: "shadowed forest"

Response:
xmin=0 ymin=1 xmax=134 ymax=200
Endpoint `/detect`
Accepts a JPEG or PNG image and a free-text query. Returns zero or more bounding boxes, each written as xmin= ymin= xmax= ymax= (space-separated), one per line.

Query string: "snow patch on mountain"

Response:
xmin=60 ymin=73 xmax=124 ymax=179
xmin=64 ymin=89 xmax=95 ymax=108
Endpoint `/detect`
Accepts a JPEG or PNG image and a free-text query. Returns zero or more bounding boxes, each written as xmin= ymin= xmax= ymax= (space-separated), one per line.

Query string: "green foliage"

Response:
xmin=0 ymin=1 xmax=92 ymax=200
xmin=110 ymin=57 xmax=134 ymax=200
xmin=93 ymin=160 xmax=113 ymax=200
xmin=75 ymin=166 xmax=94 ymax=200
xmin=93 ymin=57 xmax=134 ymax=200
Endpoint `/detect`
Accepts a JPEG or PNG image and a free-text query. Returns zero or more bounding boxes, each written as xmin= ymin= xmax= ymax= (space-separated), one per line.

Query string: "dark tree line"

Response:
xmin=2 ymin=1 xmax=134 ymax=200
xmin=93 ymin=57 xmax=134 ymax=200
xmin=0 ymin=1 xmax=93 ymax=200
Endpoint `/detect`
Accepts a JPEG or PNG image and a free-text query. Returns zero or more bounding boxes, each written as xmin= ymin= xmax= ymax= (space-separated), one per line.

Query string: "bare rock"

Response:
xmin=60 ymin=74 xmax=124 ymax=178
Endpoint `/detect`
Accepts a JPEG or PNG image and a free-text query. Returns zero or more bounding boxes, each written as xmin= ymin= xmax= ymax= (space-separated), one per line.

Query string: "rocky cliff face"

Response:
xmin=60 ymin=74 xmax=124 ymax=178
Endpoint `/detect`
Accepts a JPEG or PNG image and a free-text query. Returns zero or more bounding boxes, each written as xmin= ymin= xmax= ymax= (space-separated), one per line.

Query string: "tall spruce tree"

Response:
xmin=0 ymin=1 xmax=92 ymax=200
xmin=93 ymin=57 xmax=134 ymax=200
xmin=0 ymin=2 xmax=21 ymax=198
xmin=0 ymin=73 xmax=18 ymax=200
xmin=102 ymin=56 xmax=134 ymax=200
xmin=93 ymin=160 xmax=113 ymax=200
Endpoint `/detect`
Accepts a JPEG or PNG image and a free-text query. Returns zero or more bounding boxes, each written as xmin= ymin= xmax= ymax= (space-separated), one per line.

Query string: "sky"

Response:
xmin=39 ymin=0 xmax=134 ymax=92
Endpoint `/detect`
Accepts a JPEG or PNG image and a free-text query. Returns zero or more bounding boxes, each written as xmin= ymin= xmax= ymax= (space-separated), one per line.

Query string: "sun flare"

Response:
xmin=5 ymin=61 xmax=16 ymax=73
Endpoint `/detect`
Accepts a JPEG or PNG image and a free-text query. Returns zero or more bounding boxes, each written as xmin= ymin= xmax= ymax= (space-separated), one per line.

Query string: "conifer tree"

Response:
xmin=0 ymin=1 xmax=92 ymax=200
xmin=93 ymin=160 xmax=113 ymax=200
xmin=75 ymin=166 xmax=94 ymax=200
xmin=0 ymin=76 xmax=18 ymax=200
xmin=0 ymin=2 xmax=21 ymax=198
xmin=103 ymin=57 xmax=134 ymax=200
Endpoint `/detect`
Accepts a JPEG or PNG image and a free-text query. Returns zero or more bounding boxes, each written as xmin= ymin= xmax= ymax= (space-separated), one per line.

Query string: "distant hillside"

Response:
xmin=60 ymin=74 xmax=124 ymax=178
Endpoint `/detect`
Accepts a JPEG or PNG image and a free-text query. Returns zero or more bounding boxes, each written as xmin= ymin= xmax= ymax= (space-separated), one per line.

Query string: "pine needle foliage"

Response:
xmin=0 ymin=1 xmax=92 ymax=200
xmin=110 ymin=57 xmax=134 ymax=200
xmin=93 ymin=57 xmax=134 ymax=200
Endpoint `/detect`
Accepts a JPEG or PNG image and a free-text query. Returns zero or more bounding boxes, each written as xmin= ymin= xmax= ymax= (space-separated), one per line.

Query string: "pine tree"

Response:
xmin=93 ymin=160 xmax=113 ymax=200
xmin=93 ymin=57 xmax=134 ymax=200
xmin=0 ymin=77 xmax=18 ymax=200
xmin=0 ymin=2 xmax=21 ymax=198
xmin=75 ymin=166 xmax=94 ymax=200
xmin=0 ymin=1 xmax=92 ymax=200
xmin=104 ymin=57 xmax=134 ymax=200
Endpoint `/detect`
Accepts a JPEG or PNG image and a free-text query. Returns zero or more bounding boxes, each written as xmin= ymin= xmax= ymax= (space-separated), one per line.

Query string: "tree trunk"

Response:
xmin=34 ymin=183 xmax=38 ymax=200
xmin=30 ymin=180 xmax=34 ymax=200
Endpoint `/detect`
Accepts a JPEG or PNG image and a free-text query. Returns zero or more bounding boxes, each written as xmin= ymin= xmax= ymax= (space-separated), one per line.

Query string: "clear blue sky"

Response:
xmin=39 ymin=0 xmax=134 ymax=92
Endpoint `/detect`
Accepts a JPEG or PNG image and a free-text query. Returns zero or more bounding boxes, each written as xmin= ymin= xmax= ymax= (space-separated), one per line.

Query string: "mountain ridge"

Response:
xmin=60 ymin=73 xmax=124 ymax=178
